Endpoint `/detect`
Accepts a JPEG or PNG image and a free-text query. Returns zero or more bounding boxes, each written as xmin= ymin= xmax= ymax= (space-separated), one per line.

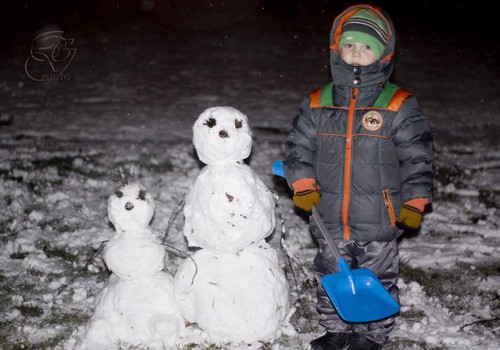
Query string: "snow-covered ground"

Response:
xmin=1 ymin=2 xmax=499 ymax=349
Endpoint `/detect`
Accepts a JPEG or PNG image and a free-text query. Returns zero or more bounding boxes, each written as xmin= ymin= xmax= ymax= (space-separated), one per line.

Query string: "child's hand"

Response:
xmin=293 ymin=189 xmax=320 ymax=211
xmin=291 ymin=178 xmax=320 ymax=211
xmin=396 ymin=205 xmax=423 ymax=231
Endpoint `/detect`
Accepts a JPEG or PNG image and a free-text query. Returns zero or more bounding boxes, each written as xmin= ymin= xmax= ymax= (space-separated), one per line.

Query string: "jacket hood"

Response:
xmin=329 ymin=4 xmax=396 ymax=88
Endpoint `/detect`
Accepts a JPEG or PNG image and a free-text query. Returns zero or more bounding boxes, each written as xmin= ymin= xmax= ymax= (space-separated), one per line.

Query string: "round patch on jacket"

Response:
xmin=362 ymin=111 xmax=383 ymax=131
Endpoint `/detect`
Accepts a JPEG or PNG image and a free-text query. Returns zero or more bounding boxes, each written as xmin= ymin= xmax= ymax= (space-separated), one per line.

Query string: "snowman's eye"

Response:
xmin=137 ymin=188 xmax=147 ymax=201
xmin=204 ymin=118 xmax=216 ymax=128
xmin=115 ymin=190 xmax=123 ymax=198
xmin=235 ymin=119 xmax=243 ymax=129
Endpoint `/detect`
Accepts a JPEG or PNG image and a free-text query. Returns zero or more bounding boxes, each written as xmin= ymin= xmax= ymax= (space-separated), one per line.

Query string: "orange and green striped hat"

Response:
xmin=339 ymin=8 xmax=388 ymax=60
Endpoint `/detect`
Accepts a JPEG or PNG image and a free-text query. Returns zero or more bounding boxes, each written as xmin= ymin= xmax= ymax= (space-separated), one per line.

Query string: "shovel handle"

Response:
xmin=311 ymin=206 xmax=343 ymax=262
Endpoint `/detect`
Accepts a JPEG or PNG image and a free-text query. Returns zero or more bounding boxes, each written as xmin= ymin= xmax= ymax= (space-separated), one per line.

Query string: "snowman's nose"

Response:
xmin=219 ymin=130 xmax=229 ymax=138
xmin=125 ymin=202 xmax=134 ymax=210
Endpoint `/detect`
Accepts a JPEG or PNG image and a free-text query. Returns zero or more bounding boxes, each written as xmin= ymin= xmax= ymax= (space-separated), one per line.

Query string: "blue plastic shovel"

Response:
xmin=272 ymin=160 xmax=400 ymax=322
xmin=311 ymin=206 xmax=400 ymax=322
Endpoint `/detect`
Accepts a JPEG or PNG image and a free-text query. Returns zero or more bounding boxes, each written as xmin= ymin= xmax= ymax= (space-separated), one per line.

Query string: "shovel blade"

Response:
xmin=321 ymin=267 xmax=400 ymax=323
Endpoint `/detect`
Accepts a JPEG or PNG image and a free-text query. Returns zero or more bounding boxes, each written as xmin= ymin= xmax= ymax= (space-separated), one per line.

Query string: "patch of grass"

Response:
xmin=400 ymin=262 xmax=477 ymax=314
xmin=400 ymin=263 xmax=455 ymax=296
xmin=38 ymin=333 xmax=68 ymax=349
xmin=201 ymin=344 xmax=225 ymax=350
xmin=432 ymin=190 xmax=460 ymax=203
xmin=427 ymin=228 xmax=477 ymax=241
xmin=35 ymin=239 xmax=78 ymax=263
xmin=0 ymin=321 xmax=12 ymax=343
xmin=434 ymin=165 xmax=464 ymax=187
xmin=490 ymin=290 xmax=500 ymax=310
xmin=10 ymin=251 xmax=29 ymax=260
xmin=0 ymin=168 xmax=23 ymax=182
xmin=73 ymin=245 xmax=109 ymax=279
xmin=0 ymin=216 xmax=16 ymax=241
xmin=112 ymin=158 xmax=175 ymax=177
xmin=449 ymin=148 xmax=474 ymax=155
xmin=400 ymin=306 xmax=426 ymax=321
xmin=149 ymin=159 xmax=174 ymax=173
xmin=478 ymin=290 xmax=500 ymax=313
xmin=5 ymin=155 xmax=104 ymax=185
xmin=15 ymin=332 xmax=71 ymax=350
xmin=0 ymin=276 xmax=14 ymax=313
xmin=26 ymin=179 xmax=63 ymax=196
xmin=17 ymin=281 xmax=38 ymax=293
xmin=39 ymin=217 xmax=78 ymax=233
xmin=470 ymin=213 xmax=488 ymax=224
xmin=42 ymin=309 xmax=90 ymax=327
xmin=17 ymin=304 xmax=44 ymax=317
xmin=32 ymin=156 xmax=76 ymax=174
xmin=12 ymin=341 xmax=34 ymax=350
xmin=457 ymin=260 xmax=500 ymax=279
xmin=4 ymin=194 xmax=13 ymax=206
xmin=385 ymin=337 xmax=445 ymax=350
xmin=289 ymin=293 xmax=319 ymax=334
xmin=478 ymin=189 xmax=499 ymax=209
xmin=23 ymin=203 xmax=44 ymax=216
xmin=27 ymin=268 xmax=44 ymax=277
xmin=31 ymin=155 xmax=104 ymax=179
xmin=5 ymin=310 xmax=88 ymax=349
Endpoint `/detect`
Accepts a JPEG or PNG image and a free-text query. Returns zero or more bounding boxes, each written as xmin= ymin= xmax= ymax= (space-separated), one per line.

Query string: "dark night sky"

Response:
xmin=1 ymin=0 xmax=497 ymax=93
xmin=0 ymin=0 xmax=493 ymax=40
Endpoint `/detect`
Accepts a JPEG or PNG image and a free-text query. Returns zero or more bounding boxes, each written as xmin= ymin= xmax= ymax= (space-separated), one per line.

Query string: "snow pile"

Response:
xmin=395 ymin=277 xmax=500 ymax=349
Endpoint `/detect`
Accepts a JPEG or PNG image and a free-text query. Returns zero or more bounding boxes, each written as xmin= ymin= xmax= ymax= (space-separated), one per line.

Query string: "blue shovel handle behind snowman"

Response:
xmin=272 ymin=160 xmax=285 ymax=178
xmin=272 ymin=159 xmax=400 ymax=322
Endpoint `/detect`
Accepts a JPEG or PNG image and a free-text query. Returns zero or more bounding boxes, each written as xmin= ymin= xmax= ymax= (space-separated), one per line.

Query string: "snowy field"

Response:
xmin=1 ymin=1 xmax=499 ymax=349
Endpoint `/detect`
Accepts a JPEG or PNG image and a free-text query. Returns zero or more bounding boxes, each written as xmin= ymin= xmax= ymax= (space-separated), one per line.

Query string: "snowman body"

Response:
xmin=174 ymin=106 xmax=290 ymax=344
xmin=81 ymin=184 xmax=183 ymax=349
xmin=183 ymin=162 xmax=275 ymax=253
xmin=175 ymin=242 xmax=290 ymax=343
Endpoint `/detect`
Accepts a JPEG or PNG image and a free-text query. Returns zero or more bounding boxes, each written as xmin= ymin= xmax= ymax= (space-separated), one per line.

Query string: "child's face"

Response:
xmin=340 ymin=42 xmax=378 ymax=66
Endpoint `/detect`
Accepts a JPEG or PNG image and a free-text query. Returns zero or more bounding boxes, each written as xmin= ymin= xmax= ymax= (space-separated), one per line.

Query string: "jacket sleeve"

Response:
xmin=392 ymin=95 xmax=434 ymax=203
xmin=284 ymin=96 xmax=318 ymax=189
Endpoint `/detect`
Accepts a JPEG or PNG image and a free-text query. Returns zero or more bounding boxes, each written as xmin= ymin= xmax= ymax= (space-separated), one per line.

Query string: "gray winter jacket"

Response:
xmin=284 ymin=4 xmax=434 ymax=242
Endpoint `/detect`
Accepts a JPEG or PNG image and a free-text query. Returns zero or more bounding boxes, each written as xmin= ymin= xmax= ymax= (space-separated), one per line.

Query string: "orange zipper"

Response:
xmin=342 ymin=88 xmax=357 ymax=240
xmin=383 ymin=188 xmax=396 ymax=227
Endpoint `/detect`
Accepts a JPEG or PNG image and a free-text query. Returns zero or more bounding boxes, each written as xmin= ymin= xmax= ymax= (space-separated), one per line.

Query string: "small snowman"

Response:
xmin=80 ymin=183 xmax=184 ymax=349
xmin=174 ymin=106 xmax=291 ymax=345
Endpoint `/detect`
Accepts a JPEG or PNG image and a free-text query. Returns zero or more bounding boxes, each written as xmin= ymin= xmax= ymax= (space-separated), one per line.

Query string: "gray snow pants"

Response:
xmin=311 ymin=223 xmax=400 ymax=344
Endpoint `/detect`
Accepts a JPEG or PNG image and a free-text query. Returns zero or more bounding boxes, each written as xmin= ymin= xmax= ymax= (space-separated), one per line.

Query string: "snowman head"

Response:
xmin=193 ymin=106 xmax=253 ymax=165
xmin=108 ymin=183 xmax=155 ymax=232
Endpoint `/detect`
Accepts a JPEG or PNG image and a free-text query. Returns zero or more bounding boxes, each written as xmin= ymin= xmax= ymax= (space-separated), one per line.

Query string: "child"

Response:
xmin=283 ymin=4 xmax=434 ymax=350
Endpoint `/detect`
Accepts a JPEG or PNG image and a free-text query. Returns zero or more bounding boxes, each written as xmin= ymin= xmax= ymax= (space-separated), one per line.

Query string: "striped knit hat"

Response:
xmin=339 ymin=9 xmax=388 ymax=60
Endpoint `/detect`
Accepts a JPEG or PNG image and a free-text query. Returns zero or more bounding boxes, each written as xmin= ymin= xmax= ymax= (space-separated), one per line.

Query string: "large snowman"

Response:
xmin=174 ymin=106 xmax=291 ymax=345
xmin=79 ymin=183 xmax=184 ymax=349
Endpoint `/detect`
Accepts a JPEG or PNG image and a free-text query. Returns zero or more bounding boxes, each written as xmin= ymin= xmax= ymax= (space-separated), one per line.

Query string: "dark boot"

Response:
xmin=310 ymin=332 xmax=350 ymax=350
xmin=348 ymin=334 xmax=382 ymax=350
